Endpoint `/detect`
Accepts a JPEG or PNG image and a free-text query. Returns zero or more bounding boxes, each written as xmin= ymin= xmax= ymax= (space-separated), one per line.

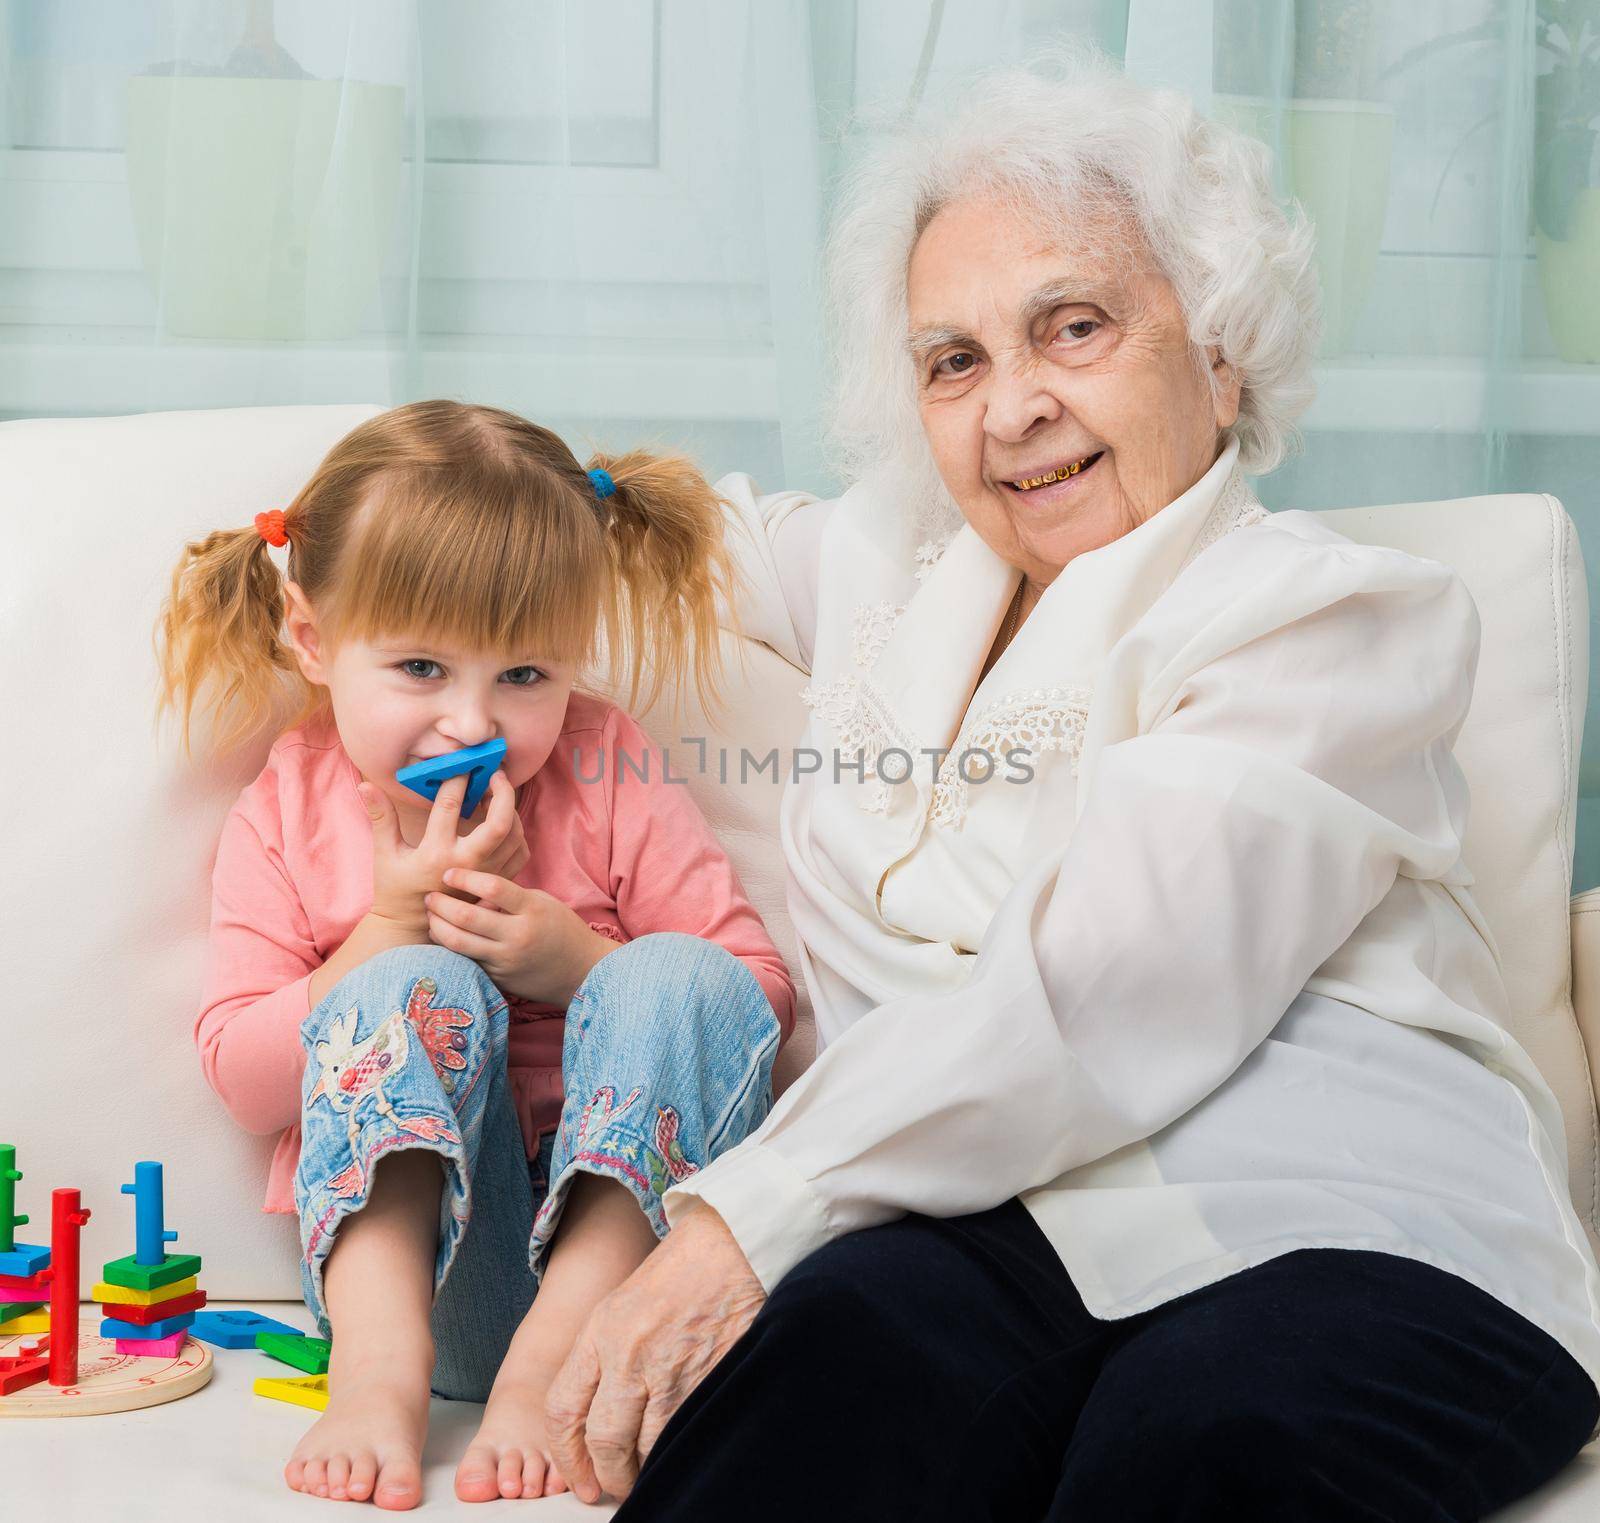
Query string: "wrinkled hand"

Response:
xmin=546 ymin=1202 xmax=767 ymax=1504
xmin=424 ymin=867 xmax=618 ymax=1007
xmin=359 ymin=770 xmax=529 ymax=933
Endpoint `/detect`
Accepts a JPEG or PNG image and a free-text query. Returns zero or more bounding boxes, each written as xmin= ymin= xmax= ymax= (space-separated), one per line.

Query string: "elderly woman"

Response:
xmin=546 ymin=53 xmax=1600 ymax=1520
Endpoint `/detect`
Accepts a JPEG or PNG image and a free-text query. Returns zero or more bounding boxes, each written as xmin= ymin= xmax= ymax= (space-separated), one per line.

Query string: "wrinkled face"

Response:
xmin=906 ymin=194 xmax=1242 ymax=585
xmin=284 ymin=584 xmax=576 ymax=832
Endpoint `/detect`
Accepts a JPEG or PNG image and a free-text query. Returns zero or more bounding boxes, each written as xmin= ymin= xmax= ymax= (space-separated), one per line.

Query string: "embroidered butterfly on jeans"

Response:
xmin=307 ymin=976 xmax=472 ymax=1198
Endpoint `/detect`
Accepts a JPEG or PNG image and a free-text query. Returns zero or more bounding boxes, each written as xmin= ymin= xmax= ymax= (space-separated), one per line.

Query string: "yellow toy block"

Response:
xmin=4 ymin=1309 xmax=50 ymax=1333
xmin=253 ymin=1373 xmax=329 ymax=1412
xmin=92 ymin=1276 xmax=199 ymax=1307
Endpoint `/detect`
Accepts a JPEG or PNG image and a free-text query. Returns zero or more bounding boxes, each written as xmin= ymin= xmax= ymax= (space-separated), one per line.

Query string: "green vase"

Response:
xmin=1536 ymin=187 xmax=1600 ymax=364
xmin=125 ymin=75 xmax=404 ymax=341
xmin=1212 ymin=94 xmax=1395 ymax=358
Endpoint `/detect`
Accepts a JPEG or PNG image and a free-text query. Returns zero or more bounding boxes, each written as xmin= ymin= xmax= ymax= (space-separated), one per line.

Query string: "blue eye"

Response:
xmin=503 ymin=667 xmax=544 ymax=687
xmin=400 ymin=659 xmax=442 ymax=680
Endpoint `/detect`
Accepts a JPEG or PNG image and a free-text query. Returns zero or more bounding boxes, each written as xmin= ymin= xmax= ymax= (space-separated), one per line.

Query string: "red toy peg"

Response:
xmin=47 ymin=1189 xmax=90 ymax=1388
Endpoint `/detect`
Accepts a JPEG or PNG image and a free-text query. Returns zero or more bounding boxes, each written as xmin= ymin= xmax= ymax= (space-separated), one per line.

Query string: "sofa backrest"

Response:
xmin=1320 ymin=498 xmax=1597 ymax=1258
xmin=2 ymin=404 xmax=1593 ymax=1297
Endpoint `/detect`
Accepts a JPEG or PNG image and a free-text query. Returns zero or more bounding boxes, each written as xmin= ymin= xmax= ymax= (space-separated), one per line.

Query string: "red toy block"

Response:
xmin=0 ymin=1270 xmax=50 ymax=1295
xmin=47 ymin=1189 xmax=90 ymax=1388
xmin=114 ymin=1331 xmax=186 ymax=1357
xmin=0 ymin=1351 xmax=48 ymax=1395
xmin=97 ymin=1289 xmax=207 ymax=1326
xmin=0 ymin=1334 xmax=49 ymax=1396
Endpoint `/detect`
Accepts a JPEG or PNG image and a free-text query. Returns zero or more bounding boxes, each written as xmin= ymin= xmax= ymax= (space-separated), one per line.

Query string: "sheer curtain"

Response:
xmin=5 ymin=0 xmax=1600 ymax=881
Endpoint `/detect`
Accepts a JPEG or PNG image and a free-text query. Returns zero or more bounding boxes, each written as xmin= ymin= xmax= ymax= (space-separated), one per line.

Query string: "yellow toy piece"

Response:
xmin=3 ymin=1309 xmax=49 ymax=1334
xmin=253 ymin=1373 xmax=330 ymax=1412
xmin=92 ymin=1276 xmax=199 ymax=1306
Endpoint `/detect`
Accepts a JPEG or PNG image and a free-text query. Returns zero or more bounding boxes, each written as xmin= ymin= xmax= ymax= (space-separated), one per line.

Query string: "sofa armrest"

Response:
xmin=1567 ymin=890 xmax=1600 ymax=1146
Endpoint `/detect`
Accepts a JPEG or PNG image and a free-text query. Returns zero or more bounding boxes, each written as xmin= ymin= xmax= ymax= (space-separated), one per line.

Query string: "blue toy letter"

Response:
xmin=394 ymin=737 xmax=507 ymax=817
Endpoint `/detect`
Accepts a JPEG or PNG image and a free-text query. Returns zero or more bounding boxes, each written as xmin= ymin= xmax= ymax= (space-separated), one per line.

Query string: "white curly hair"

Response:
xmin=823 ymin=43 xmax=1321 ymax=535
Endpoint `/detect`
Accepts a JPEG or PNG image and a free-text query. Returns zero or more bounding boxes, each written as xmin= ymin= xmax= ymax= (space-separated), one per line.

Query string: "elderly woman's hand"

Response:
xmin=545 ymin=1201 xmax=767 ymax=1504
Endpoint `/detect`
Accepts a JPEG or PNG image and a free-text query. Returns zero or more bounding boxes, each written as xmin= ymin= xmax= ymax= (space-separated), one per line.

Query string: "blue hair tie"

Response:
xmin=588 ymin=467 xmax=617 ymax=501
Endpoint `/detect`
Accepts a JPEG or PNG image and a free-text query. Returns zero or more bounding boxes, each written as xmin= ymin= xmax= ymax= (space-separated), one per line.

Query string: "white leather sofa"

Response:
xmin=2 ymin=403 xmax=1598 ymax=1520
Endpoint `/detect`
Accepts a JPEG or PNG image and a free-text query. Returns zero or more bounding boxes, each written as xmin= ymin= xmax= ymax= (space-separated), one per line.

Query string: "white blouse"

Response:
xmin=663 ymin=444 xmax=1600 ymax=1425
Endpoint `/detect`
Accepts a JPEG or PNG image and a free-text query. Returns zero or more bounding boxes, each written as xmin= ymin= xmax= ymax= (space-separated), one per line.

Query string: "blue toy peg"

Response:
xmin=99 ymin=1309 xmax=196 ymax=1341
xmin=395 ymin=737 xmax=507 ymax=818
xmin=190 ymin=1309 xmax=307 ymax=1349
xmin=120 ymin=1161 xmax=177 ymax=1266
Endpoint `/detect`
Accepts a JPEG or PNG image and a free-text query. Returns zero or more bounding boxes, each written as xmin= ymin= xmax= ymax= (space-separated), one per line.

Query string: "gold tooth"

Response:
xmin=1017 ymin=457 xmax=1091 ymax=490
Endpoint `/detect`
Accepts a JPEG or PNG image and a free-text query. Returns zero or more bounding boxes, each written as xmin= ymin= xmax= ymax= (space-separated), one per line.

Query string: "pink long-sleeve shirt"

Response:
xmin=196 ymin=692 xmax=796 ymax=1214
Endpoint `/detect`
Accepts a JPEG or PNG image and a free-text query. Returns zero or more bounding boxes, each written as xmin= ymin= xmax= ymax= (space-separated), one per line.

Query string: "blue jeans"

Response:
xmin=292 ymin=933 xmax=781 ymax=1403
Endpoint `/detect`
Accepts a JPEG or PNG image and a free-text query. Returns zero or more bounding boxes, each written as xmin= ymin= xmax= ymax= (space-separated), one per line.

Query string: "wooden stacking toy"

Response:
xmin=0 ymin=1146 xmax=212 ymax=1416
xmin=94 ymin=1162 xmax=207 ymax=1354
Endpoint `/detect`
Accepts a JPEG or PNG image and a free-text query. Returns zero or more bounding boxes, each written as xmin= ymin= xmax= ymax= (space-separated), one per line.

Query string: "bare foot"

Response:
xmin=285 ymin=1345 xmax=434 ymax=1508
xmin=454 ymin=1299 xmax=580 ymax=1502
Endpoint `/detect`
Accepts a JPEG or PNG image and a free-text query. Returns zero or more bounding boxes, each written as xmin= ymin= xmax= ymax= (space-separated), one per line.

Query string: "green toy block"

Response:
xmin=256 ymin=1332 xmax=330 ymax=1375
xmin=100 ymin=1252 xmax=202 ymax=1292
xmin=0 ymin=1300 xmax=43 ymax=1324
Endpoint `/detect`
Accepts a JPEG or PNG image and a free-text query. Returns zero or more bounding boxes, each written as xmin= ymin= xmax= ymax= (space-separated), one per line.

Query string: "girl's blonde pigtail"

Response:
xmin=153 ymin=521 xmax=300 ymax=758
xmin=586 ymin=450 xmax=745 ymax=725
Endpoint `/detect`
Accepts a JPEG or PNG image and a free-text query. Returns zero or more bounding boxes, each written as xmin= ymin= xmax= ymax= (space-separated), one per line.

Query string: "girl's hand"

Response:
xmin=423 ymin=868 xmax=619 ymax=1007
xmin=454 ymin=771 xmax=530 ymax=887
xmin=360 ymin=770 xmax=527 ymax=932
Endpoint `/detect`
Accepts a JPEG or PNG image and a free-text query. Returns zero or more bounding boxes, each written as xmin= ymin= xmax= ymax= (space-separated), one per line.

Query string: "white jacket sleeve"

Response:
xmin=714 ymin=472 xmax=833 ymax=675
xmin=663 ymin=526 xmax=1483 ymax=1290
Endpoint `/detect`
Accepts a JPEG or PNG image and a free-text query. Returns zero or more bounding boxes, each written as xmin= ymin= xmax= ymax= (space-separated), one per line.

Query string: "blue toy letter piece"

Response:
xmin=395 ymin=737 xmax=508 ymax=818
xmin=190 ymin=1309 xmax=307 ymax=1349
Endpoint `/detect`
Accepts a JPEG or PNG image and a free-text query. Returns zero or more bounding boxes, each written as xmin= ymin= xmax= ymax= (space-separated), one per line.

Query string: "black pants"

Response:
xmin=618 ymin=1199 xmax=1599 ymax=1522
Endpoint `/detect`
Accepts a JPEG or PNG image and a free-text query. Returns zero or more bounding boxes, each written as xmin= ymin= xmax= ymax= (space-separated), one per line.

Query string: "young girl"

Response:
xmin=156 ymin=401 xmax=795 ymax=1509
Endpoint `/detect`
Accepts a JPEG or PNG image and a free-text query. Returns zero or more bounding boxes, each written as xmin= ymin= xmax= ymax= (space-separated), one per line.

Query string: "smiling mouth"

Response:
xmin=1005 ymin=452 xmax=1104 ymax=491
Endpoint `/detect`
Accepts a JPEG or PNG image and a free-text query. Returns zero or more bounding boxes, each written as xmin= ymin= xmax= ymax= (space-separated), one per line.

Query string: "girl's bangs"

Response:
xmin=322 ymin=474 xmax=606 ymax=667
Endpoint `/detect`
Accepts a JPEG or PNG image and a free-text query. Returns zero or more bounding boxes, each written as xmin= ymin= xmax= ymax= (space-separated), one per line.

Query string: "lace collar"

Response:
xmin=801 ymin=442 xmax=1268 ymax=827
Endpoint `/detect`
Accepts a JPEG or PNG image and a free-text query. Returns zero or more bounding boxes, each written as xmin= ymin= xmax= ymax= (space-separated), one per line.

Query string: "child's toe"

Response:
xmin=304 ymin=1457 xmax=329 ymax=1497
xmin=517 ymin=1449 xmax=550 ymax=1499
xmin=327 ymin=1455 xmax=351 ymax=1500
xmin=454 ymin=1442 xmax=502 ymax=1503
xmin=497 ymin=1447 xmax=529 ymax=1499
xmin=347 ymin=1454 xmax=379 ymax=1502
xmin=372 ymin=1453 xmax=422 ymax=1511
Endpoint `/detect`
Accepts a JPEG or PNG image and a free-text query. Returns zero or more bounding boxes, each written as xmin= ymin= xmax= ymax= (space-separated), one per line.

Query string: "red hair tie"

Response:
xmin=254 ymin=509 xmax=289 ymax=547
